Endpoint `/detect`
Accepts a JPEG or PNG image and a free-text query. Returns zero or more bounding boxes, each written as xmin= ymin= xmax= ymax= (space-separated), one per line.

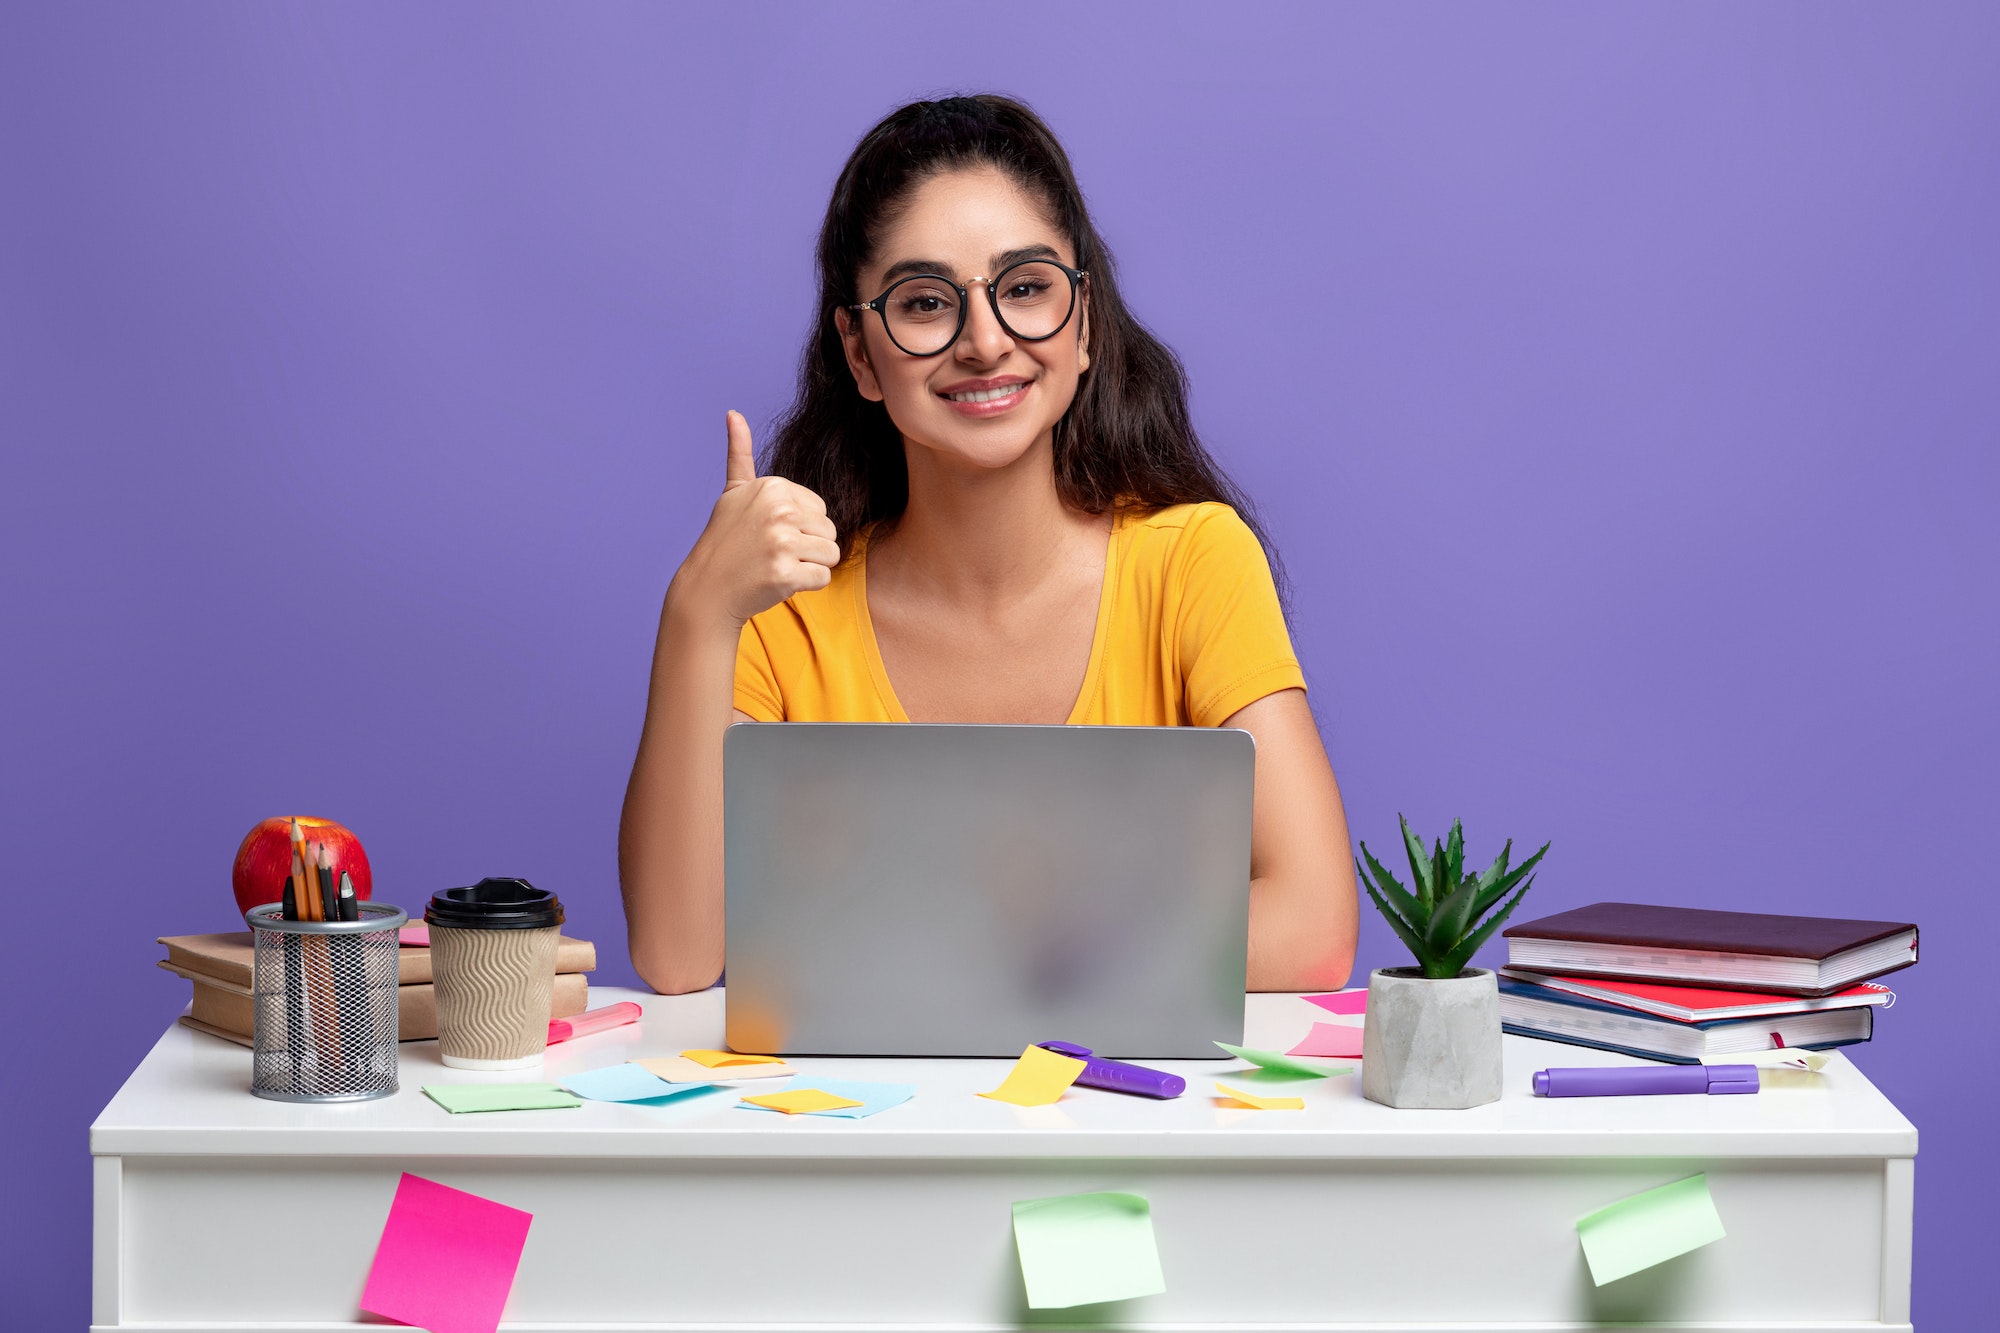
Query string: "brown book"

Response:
xmin=159 ymin=931 xmax=597 ymax=989
xmin=166 ymin=963 xmax=589 ymax=1044
xmin=182 ymin=970 xmax=255 ymax=1037
xmin=1502 ymin=902 xmax=1918 ymax=997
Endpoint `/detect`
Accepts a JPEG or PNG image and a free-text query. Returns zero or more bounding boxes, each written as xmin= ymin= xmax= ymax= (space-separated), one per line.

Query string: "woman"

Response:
xmin=621 ymin=95 xmax=1357 ymax=995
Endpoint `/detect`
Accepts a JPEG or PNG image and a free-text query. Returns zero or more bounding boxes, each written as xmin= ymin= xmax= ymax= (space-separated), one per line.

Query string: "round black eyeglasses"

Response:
xmin=847 ymin=259 xmax=1088 ymax=357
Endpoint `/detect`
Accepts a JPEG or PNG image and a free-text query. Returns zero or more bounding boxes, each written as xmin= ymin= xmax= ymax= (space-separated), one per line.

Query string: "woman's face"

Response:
xmin=837 ymin=166 xmax=1089 ymax=476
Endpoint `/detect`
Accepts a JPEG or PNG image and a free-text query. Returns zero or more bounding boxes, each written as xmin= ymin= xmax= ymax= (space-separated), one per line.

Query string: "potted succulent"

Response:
xmin=1357 ymin=817 xmax=1548 ymax=1109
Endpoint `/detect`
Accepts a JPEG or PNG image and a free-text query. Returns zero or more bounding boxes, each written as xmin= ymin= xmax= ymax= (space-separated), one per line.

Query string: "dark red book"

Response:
xmin=1501 ymin=902 xmax=1917 ymax=997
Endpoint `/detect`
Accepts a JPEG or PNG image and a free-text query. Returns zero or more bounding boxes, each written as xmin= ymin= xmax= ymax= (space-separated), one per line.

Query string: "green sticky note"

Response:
xmin=1577 ymin=1174 xmax=1727 ymax=1285
xmin=1011 ymin=1191 xmax=1166 ymax=1310
xmin=1213 ymin=1041 xmax=1348 ymax=1079
xmin=423 ymin=1083 xmax=583 ymax=1114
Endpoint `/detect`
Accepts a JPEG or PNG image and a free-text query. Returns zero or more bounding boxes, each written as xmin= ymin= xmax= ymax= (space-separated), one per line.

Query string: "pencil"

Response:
xmin=283 ymin=911 xmax=306 ymax=1079
xmin=302 ymin=848 xmax=341 ymax=1064
xmin=309 ymin=841 xmax=327 ymax=920
xmin=302 ymin=930 xmax=342 ymax=1071
xmin=293 ymin=849 xmax=318 ymax=921
xmin=289 ymin=821 xmax=317 ymax=921
xmin=315 ymin=845 xmax=337 ymax=926
xmin=285 ymin=825 xmax=342 ymax=1071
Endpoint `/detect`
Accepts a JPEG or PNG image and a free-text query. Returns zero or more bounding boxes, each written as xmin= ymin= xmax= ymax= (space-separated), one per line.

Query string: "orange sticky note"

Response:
xmin=1215 ymin=1081 xmax=1305 ymax=1110
xmin=978 ymin=1045 xmax=1086 ymax=1106
xmin=681 ymin=1048 xmax=786 ymax=1068
xmin=741 ymin=1088 xmax=866 ymax=1115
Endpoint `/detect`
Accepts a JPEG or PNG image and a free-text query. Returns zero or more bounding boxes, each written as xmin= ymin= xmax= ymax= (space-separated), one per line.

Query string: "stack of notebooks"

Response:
xmin=1497 ymin=903 xmax=1918 ymax=1064
xmin=158 ymin=927 xmax=597 ymax=1046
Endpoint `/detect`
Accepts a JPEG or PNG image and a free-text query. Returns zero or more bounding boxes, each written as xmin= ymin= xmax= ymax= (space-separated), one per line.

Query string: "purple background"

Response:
xmin=5 ymin=2 xmax=1995 ymax=1323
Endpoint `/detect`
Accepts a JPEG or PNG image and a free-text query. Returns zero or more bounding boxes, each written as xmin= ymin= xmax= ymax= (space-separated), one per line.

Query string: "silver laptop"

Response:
xmin=723 ymin=723 xmax=1253 ymax=1058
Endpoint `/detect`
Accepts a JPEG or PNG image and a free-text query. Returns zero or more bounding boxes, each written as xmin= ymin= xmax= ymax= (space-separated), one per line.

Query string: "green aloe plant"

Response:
xmin=1358 ymin=816 xmax=1549 ymax=980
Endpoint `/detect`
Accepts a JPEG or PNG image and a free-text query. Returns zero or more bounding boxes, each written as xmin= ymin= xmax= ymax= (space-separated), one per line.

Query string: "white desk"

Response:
xmin=92 ymin=987 xmax=1916 ymax=1331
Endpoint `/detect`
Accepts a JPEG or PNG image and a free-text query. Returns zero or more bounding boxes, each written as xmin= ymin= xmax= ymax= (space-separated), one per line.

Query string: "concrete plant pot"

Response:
xmin=1361 ymin=966 xmax=1503 ymax=1109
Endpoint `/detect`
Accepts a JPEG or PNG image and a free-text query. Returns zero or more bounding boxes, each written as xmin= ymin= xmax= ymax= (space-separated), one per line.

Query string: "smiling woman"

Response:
xmin=619 ymin=94 xmax=1358 ymax=996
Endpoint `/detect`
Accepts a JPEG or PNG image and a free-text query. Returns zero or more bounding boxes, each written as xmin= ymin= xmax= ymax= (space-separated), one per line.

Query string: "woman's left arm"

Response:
xmin=1222 ymin=687 xmax=1358 ymax=991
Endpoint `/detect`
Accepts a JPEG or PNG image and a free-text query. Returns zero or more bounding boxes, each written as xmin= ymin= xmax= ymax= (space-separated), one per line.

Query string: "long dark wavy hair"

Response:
xmin=765 ymin=93 xmax=1281 ymax=590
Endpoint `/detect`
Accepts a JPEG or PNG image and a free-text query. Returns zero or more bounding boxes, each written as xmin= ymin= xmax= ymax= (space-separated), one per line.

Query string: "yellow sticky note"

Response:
xmin=1215 ymin=1081 xmax=1304 ymax=1110
xmin=635 ymin=1055 xmax=794 ymax=1084
xmin=978 ymin=1045 xmax=1086 ymax=1106
xmin=681 ymin=1048 xmax=786 ymax=1068
xmin=740 ymin=1088 xmax=866 ymax=1115
xmin=1738 ymin=1049 xmax=1832 ymax=1072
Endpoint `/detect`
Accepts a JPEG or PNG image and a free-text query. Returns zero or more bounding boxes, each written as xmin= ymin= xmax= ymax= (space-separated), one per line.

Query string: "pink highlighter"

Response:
xmin=547 ymin=1001 xmax=643 ymax=1045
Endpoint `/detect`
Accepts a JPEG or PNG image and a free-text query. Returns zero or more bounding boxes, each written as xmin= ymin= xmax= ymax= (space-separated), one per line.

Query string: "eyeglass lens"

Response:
xmin=877 ymin=261 xmax=1076 ymax=355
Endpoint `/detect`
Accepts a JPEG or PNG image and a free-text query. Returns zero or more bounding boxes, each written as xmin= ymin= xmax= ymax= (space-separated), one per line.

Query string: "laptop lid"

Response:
xmin=724 ymin=722 xmax=1252 ymax=1058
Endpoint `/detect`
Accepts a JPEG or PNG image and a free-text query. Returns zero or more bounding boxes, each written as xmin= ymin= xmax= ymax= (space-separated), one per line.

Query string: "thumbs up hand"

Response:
xmin=723 ymin=407 xmax=759 ymax=493
xmin=670 ymin=410 xmax=840 ymax=628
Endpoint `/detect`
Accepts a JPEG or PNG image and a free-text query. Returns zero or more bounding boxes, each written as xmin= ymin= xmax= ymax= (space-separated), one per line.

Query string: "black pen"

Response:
xmin=315 ymin=849 xmax=339 ymax=925
xmin=313 ymin=848 xmax=362 ymax=1071
xmin=280 ymin=877 xmax=305 ymax=1078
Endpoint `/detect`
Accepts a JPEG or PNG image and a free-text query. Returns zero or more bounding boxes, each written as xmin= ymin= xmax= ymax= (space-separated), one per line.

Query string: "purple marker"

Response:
xmin=1037 ymin=1041 xmax=1186 ymax=1099
xmin=1533 ymin=1065 xmax=1759 ymax=1097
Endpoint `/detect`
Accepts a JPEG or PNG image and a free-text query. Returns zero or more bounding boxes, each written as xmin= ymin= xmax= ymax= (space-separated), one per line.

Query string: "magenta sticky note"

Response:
xmin=361 ymin=1173 xmax=532 ymax=1333
xmin=1288 ymin=1021 xmax=1365 ymax=1059
xmin=1304 ymin=990 xmax=1367 ymax=1015
xmin=398 ymin=924 xmax=431 ymax=947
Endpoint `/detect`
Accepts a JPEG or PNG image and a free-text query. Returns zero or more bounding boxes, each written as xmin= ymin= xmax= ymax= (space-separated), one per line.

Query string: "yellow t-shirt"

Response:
xmin=734 ymin=501 xmax=1303 ymax=727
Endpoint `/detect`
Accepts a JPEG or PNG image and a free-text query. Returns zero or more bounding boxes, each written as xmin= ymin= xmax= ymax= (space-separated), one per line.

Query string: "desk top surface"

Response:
xmin=92 ymin=987 xmax=1917 ymax=1160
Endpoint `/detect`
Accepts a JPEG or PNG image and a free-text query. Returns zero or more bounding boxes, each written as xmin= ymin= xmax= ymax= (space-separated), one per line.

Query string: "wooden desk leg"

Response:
xmin=93 ymin=1155 xmax=122 ymax=1329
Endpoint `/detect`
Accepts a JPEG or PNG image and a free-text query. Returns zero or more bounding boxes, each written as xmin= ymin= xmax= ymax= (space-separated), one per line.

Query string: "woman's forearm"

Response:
xmin=622 ymin=413 xmax=840 ymax=992
xmin=618 ymin=587 xmax=741 ymax=994
xmin=1247 ymin=868 xmax=1358 ymax=992
xmin=1226 ymin=689 xmax=1361 ymax=993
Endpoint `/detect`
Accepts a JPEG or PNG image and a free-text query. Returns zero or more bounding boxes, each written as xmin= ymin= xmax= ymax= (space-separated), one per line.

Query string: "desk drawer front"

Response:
xmin=106 ymin=1154 xmax=1907 ymax=1330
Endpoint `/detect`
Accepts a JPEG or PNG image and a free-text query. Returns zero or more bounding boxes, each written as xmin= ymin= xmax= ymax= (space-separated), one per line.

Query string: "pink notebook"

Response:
xmin=1497 ymin=969 xmax=1893 ymax=1023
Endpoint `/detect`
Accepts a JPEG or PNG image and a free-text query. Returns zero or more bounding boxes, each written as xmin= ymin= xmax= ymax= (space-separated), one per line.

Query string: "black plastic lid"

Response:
xmin=425 ymin=877 xmax=564 ymax=930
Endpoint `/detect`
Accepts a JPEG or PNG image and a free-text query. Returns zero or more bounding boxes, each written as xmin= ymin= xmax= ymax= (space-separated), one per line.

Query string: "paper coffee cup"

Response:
xmin=425 ymin=878 xmax=564 ymax=1071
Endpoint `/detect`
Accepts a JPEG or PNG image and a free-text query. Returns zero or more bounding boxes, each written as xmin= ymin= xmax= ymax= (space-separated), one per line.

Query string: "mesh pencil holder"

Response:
xmin=245 ymin=901 xmax=407 ymax=1103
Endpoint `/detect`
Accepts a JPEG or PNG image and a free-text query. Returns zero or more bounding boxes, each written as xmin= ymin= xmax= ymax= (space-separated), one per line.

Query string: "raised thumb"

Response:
xmin=724 ymin=410 xmax=757 ymax=489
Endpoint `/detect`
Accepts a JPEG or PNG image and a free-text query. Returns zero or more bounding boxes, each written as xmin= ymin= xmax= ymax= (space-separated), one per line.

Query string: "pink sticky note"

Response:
xmin=1288 ymin=1021 xmax=1366 ymax=1059
xmin=1304 ymin=990 xmax=1367 ymax=1015
xmin=398 ymin=924 xmax=430 ymax=947
xmin=361 ymin=1173 xmax=532 ymax=1333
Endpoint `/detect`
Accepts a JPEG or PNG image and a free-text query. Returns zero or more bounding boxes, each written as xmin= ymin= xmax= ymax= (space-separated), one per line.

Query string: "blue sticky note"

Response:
xmin=561 ymin=1062 xmax=713 ymax=1104
xmin=625 ymin=1085 xmax=728 ymax=1109
xmin=737 ymin=1077 xmax=916 ymax=1119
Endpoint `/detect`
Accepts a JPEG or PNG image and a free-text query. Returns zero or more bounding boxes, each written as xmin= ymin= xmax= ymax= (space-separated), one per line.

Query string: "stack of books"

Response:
xmin=1497 ymin=903 xmax=1918 ymax=1064
xmin=158 ymin=927 xmax=597 ymax=1046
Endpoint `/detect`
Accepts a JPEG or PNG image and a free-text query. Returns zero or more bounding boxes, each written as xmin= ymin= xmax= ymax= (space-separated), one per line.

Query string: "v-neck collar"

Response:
xmin=852 ymin=508 xmax=1125 ymax=726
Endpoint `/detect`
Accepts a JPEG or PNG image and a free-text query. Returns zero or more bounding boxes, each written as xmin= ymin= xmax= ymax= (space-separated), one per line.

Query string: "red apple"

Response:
xmin=232 ymin=816 xmax=373 ymax=917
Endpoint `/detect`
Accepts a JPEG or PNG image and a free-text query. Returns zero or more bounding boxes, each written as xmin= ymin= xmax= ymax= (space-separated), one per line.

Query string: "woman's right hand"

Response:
xmin=667 ymin=410 xmax=840 ymax=628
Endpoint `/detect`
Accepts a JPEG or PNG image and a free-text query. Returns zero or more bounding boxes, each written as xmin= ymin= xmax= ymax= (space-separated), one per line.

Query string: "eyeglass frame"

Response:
xmin=845 ymin=258 xmax=1090 ymax=358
